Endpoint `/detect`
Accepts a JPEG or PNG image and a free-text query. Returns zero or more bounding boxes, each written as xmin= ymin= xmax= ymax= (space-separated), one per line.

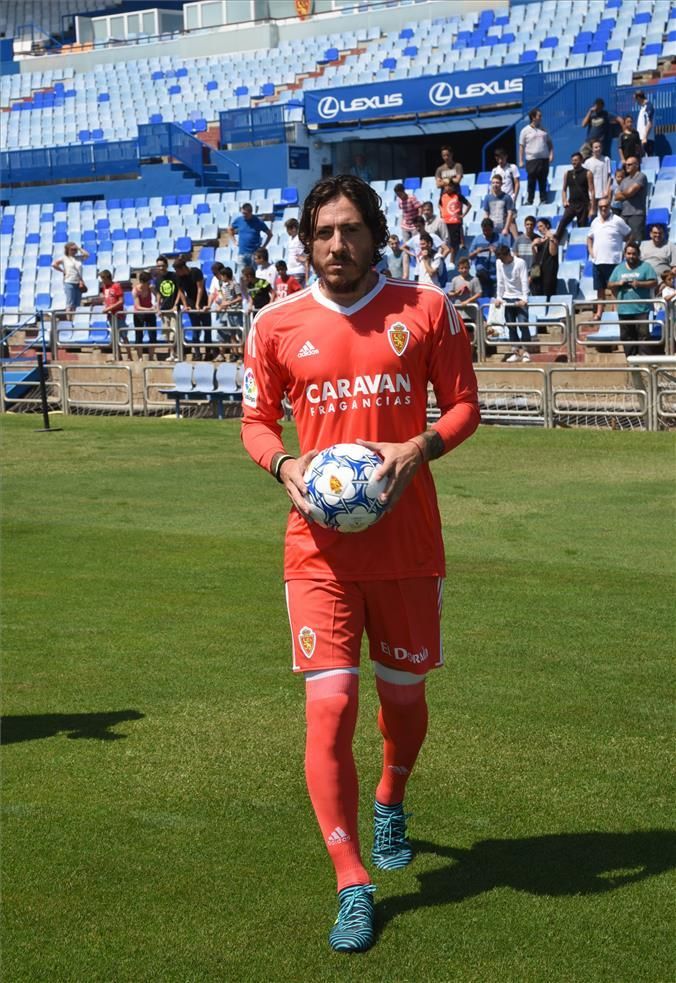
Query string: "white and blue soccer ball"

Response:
xmin=303 ymin=443 xmax=388 ymax=533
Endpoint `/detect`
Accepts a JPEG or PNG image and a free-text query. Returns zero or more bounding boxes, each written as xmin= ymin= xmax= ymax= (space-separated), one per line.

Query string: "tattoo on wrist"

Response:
xmin=420 ymin=430 xmax=445 ymax=462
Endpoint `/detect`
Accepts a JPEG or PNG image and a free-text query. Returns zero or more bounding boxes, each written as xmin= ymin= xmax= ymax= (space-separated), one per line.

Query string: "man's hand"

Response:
xmin=356 ymin=439 xmax=422 ymax=510
xmin=278 ymin=448 xmax=319 ymax=520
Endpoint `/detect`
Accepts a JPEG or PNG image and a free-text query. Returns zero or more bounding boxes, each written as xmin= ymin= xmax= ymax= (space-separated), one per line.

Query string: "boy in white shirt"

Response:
xmin=284 ymin=218 xmax=309 ymax=286
xmin=495 ymin=243 xmax=531 ymax=361
xmin=583 ymin=140 xmax=612 ymax=202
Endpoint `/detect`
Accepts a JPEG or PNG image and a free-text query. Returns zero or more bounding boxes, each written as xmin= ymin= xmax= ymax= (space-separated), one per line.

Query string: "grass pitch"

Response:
xmin=1 ymin=414 xmax=674 ymax=983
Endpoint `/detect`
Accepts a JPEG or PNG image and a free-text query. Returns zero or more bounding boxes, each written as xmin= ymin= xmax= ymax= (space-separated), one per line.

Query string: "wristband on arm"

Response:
xmin=272 ymin=453 xmax=294 ymax=482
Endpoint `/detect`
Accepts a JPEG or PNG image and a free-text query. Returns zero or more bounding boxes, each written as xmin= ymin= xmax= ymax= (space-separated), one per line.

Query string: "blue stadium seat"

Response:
xmin=646 ymin=208 xmax=670 ymax=226
xmin=37 ymin=254 xmax=53 ymax=267
xmin=382 ymin=57 xmax=397 ymax=69
xmin=404 ymin=177 xmax=421 ymax=191
xmin=149 ymin=113 xmax=163 ymax=124
xmin=174 ymin=237 xmax=192 ymax=252
xmin=35 ymin=293 xmax=52 ymax=308
xmin=206 ymin=81 xmax=218 ymax=91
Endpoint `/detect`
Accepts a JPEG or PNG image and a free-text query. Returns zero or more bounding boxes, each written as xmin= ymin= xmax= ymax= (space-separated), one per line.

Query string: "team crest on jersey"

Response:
xmin=298 ymin=626 xmax=316 ymax=659
xmin=242 ymin=367 xmax=258 ymax=408
xmin=387 ymin=322 xmax=410 ymax=356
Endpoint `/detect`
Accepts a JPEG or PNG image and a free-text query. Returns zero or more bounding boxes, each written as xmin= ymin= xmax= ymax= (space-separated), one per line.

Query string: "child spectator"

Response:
xmin=439 ymin=177 xmax=471 ymax=266
xmin=273 ymin=260 xmax=302 ymax=301
xmin=253 ymin=247 xmax=277 ymax=288
xmin=131 ymin=270 xmax=158 ymax=359
xmin=209 ymin=263 xmax=242 ymax=359
xmin=448 ymin=256 xmax=482 ymax=340
xmin=284 ymin=218 xmax=309 ymax=287
xmin=611 ymin=167 xmax=626 ymax=215
xmin=241 ymin=265 xmax=272 ymax=313
xmin=416 ymin=235 xmax=442 ymax=286
xmin=393 ymin=182 xmax=421 ymax=240
xmin=659 ymin=269 xmax=676 ymax=305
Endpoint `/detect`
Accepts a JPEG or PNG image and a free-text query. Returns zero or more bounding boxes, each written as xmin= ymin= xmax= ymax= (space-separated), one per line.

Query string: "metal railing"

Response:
xmin=475 ymin=366 xmax=547 ymax=426
xmin=574 ymin=297 xmax=672 ymax=358
xmin=474 ymin=299 xmax=573 ymax=362
xmin=548 ymin=365 xmax=653 ymax=429
xmin=62 ymin=364 xmax=134 ymax=416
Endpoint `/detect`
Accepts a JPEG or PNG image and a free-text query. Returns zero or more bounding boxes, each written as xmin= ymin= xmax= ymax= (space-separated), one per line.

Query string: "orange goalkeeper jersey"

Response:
xmin=241 ymin=275 xmax=480 ymax=581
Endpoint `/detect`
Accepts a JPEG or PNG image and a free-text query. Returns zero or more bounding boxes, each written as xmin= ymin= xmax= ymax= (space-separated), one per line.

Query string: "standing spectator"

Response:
xmin=420 ymin=200 xmax=448 ymax=244
xmin=584 ymin=140 xmax=612 ymax=203
xmin=229 ymin=202 xmax=272 ymax=268
xmin=581 ymin=98 xmax=612 ymax=157
xmin=513 ymin=215 xmax=537 ymax=272
xmin=52 ymin=241 xmax=89 ymax=317
xmin=495 ymin=244 xmax=530 ymax=362
xmin=614 ymin=157 xmax=648 ymax=243
xmin=273 ymin=260 xmax=302 ymax=301
xmin=383 ymin=233 xmax=408 ymax=279
xmin=618 ymin=116 xmax=642 ymax=164
xmin=434 ymin=145 xmax=463 ymax=188
xmin=640 ymin=224 xmax=676 ymax=279
xmin=393 ymin=183 xmax=421 ymax=240
xmin=490 ymin=147 xmax=520 ymax=238
xmin=85 ymin=269 xmax=124 ymax=344
xmin=518 ymin=108 xmax=554 ymax=206
xmin=284 ymin=218 xmax=309 ymax=287
xmin=416 ymin=235 xmax=442 ymax=286
xmin=349 ymin=153 xmax=372 ymax=184
xmin=468 ymin=217 xmax=510 ymax=298
xmin=438 ymin=177 xmax=471 ymax=267
xmin=608 ymin=242 xmax=658 ymax=356
xmin=635 ymin=91 xmax=655 ymax=158
xmin=481 ymin=174 xmax=515 ymax=242
xmin=586 ymin=199 xmax=631 ymax=320
xmin=448 ymin=256 xmax=482 ymax=331
xmin=209 ymin=263 xmax=242 ymax=359
xmin=610 ymin=166 xmax=625 ymax=215
xmin=131 ymin=270 xmax=158 ymax=358
xmin=174 ymin=254 xmax=211 ymax=359
xmin=154 ymin=254 xmax=185 ymax=361
xmin=240 ymin=265 xmax=272 ymax=313
xmin=404 ymin=217 xmax=447 ymax=261
xmin=556 ymin=151 xmax=596 ymax=241
xmin=530 ymin=218 xmax=559 ymax=300
xmin=253 ymin=247 xmax=277 ymax=288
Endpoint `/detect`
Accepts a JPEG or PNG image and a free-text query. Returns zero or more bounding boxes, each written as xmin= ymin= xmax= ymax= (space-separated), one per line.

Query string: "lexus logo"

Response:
xmin=317 ymin=96 xmax=340 ymax=120
xmin=429 ymin=82 xmax=454 ymax=107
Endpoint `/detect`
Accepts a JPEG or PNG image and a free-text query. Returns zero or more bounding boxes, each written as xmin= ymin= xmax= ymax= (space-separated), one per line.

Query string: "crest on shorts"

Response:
xmin=298 ymin=626 xmax=316 ymax=659
xmin=387 ymin=322 xmax=410 ymax=356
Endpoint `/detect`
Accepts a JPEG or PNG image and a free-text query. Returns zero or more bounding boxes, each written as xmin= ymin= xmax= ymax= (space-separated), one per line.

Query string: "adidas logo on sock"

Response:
xmin=297 ymin=340 xmax=319 ymax=358
xmin=388 ymin=765 xmax=410 ymax=776
xmin=327 ymin=826 xmax=351 ymax=846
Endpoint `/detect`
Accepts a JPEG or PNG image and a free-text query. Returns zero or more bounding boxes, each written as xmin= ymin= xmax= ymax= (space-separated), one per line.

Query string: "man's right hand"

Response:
xmin=279 ymin=448 xmax=319 ymax=520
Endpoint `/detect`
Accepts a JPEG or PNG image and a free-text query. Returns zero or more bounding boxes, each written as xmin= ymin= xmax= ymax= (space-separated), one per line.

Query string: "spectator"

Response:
xmin=273 ymin=260 xmax=302 ymax=301
xmin=513 ymin=215 xmax=537 ymax=272
xmin=229 ymin=202 xmax=272 ymax=267
xmin=448 ymin=256 xmax=482 ymax=333
xmin=556 ymin=151 xmax=596 ymax=241
xmin=131 ymin=270 xmax=158 ymax=358
xmin=586 ymin=198 xmax=631 ymax=320
xmin=349 ymin=153 xmax=372 ymax=183
xmin=85 ymin=269 xmax=124 ymax=344
xmin=434 ymin=145 xmax=463 ymax=188
xmin=393 ymin=183 xmax=421 ymax=240
xmin=614 ymin=157 xmax=648 ymax=243
xmin=490 ymin=147 xmax=520 ymax=238
xmin=482 ymin=174 xmax=515 ymax=241
xmin=659 ymin=269 xmax=676 ymax=305
xmin=635 ymin=91 xmax=655 ymax=157
xmin=403 ymin=217 xmax=447 ymax=276
xmin=608 ymin=242 xmax=658 ymax=356
xmin=518 ymin=108 xmax=553 ymax=206
xmin=530 ymin=218 xmax=559 ymax=300
xmin=52 ymin=241 xmax=89 ymax=317
xmin=420 ymin=200 xmax=448 ymax=244
xmin=610 ymin=166 xmax=625 ymax=215
xmin=240 ymin=265 xmax=272 ymax=313
xmin=581 ymin=98 xmax=612 ymax=157
xmin=253 ymin=247 xmax=277 ymax=288
xmin=495 ymin=243 xmax=530 ymax=362
xmin=618 ymin=115 xmax=642 ymax=164
xmin=208 ymin=262 xmax=242 ymax=359
xmin=154 ymin=254 xmax=184 ymax=362
xmin=174 ymin=254 xmax=211 ymax=359
xmin=284 ymin=218 xmax=309 ymax=287
xmin=416 ymin=234 xmax=442 ymax=287
xmin=383 ymin=234 xmax=408 ymax=279
xmin=640 ymin=224 xmax=676 ymax=279
xmin=583 ymin=140 xmax=612 ymax=203
xmin=438 ymin=177 xmax=471 ymax=266
xmin=468 ymin=217 xmax=510 ymax=298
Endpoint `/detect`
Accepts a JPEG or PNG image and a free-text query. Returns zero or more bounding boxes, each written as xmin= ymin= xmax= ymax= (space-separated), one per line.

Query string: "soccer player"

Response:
xmin=241 ymin=175 xmax=480 ymax=954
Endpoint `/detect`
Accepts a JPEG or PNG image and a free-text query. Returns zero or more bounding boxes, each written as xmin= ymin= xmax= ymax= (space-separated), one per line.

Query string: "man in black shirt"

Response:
xmin=155 ymin=254 xmax=185 ymax=361
xmin=173 ymin=254 xmax=212 ymax=359
xmin=581 ymin=98 xmax=612 ymax=157
xmin=555 ymin=152 xmax=596 ymax=241
xmin=618 ymin=115 xmax=643 ymax=164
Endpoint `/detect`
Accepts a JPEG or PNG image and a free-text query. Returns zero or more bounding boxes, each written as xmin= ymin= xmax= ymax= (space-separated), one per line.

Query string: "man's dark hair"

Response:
xmin=254 ymin=247 xmax=269 ymax=262
xmin=275 ymin=260 xmax=288 ymax=270
xmin=495 ymin=244 xmax=512 ymax=260
xmin=156 ymin=254 xmax=169 ymax=264
xmin=241 ymin=202 xmax=253 ymax=210
xmin=494 ymin=147 xmax=507 ymax=156
xmin=138 ymin=270 xmax=151 ymax=283
xmin=524 ymin=215 xmax=536 ymax=224
xmin=594 ymin=97 xmax=605 ymax=108
xmin=393 ymin=182 xmax=405 ymax=193
xmin=538 ymin=217 xmax=552 ymax=229
xmin=298 ymin=174 xmax=388 ymax=264
xmin=99 ymin=269 xmax=112 ymax=279
xmin=625 ymin=240 xmax=641 ymax=254
xmin=528 ymin=108 xmax=540 ymax=121
xmin=419 ymin=232 xmax=433 ymax=246
xmin=481 ymin=217 xmax=495 ymax=230
xmin=649 ymin=223 xmax=666 ymax=235
xmin=211 ymin=262 xmax=226 ymax=274
xmin=635 ymin=90 xmax=646 ymax=101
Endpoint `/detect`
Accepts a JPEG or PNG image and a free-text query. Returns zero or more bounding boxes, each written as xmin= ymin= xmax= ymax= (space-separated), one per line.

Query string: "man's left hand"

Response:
xmin=356 ymin=438 xmax=422 ymax=510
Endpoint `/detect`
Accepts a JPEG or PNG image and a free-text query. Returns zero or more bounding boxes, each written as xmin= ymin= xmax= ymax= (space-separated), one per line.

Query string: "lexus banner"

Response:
xmin=304 ymin=65 xmax=530 ymax=126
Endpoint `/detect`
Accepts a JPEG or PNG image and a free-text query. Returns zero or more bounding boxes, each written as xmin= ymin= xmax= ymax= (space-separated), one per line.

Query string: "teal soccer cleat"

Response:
xmin=371 ymin=800 xmax=413 ymax=871
xmin=328 ymin=884 xmax=376 ymax=954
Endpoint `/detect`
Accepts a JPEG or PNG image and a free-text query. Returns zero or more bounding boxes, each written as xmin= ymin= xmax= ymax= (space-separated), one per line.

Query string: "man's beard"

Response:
xmin=314 ymin=255 xmax=372 ymax=294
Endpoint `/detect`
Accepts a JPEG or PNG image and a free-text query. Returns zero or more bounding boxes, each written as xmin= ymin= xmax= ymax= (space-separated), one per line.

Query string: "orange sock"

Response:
xmin=375 ymin=675 xmax=428 ymax=806
xmin=304 ymin=670 xmax=370 ymax=891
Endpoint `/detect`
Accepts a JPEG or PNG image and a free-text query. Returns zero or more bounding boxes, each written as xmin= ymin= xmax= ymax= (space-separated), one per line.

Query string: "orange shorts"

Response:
xmin=284 ymin=577 xmax=444 ymax=676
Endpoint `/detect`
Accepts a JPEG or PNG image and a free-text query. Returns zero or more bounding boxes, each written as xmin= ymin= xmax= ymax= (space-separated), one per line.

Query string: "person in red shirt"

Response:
xmin=85 ymin=269 xmax=125 ymax=346
xmin=241 ymin=175 xmax=480 ymax=954
xmin=439 ymin=176 xmax=471 ymax=267
xmin=273 ymin=260 xmax=303 ymax=302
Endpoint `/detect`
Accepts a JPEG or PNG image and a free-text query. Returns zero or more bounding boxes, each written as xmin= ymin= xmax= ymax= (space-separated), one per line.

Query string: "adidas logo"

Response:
xmin=297 ymin=340 xmax=319 ymax=358
xmin=327 ymin=826 xmax=351 ymax=846
xmin=388 ymin=765 xmax=410 ymax=776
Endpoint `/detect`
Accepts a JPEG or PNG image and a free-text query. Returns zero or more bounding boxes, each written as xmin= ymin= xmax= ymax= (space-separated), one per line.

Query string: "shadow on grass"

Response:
xmin=379 ymin=830 xmax=676 ymax=925
xmin=1 ymin=710 xmax=144 ymax=745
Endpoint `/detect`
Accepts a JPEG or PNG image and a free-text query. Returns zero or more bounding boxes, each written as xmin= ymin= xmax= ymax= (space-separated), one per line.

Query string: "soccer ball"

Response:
xmin=303 ymin=443 xmax=388 ymax=533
